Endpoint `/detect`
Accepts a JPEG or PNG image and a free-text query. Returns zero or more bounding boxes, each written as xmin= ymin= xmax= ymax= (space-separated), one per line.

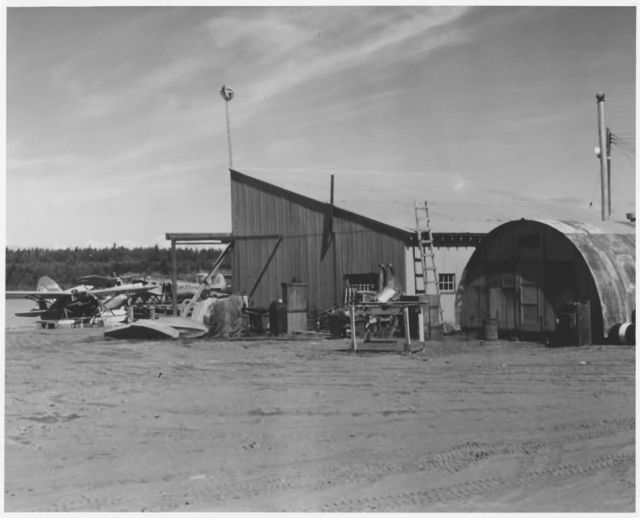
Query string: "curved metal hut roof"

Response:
xmin=479 ymin=219 xmax=635 ymax=334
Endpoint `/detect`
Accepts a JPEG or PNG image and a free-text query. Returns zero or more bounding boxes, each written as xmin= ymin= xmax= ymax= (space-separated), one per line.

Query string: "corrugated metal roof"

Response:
xmin=482 ymin=219 xmax=635 ymax=335
xmin=541 ymin=219 xmax=635 ymax=333
xmin=537 ymin=219 xmax=635 ymax=235
xmin=235 ymin=169 xmax=633 ymax=234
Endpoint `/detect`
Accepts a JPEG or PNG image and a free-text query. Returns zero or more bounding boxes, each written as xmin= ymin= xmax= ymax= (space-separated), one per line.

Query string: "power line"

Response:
xmin=612 ymin=146 xmax=635 ymax=158
xmin=610 ymin=134 xmax=635 ymax=146
xmin=611 ymin=142 xmax=635 ymax=155
xmin=610 ymin=132 xmax=635 ymax=151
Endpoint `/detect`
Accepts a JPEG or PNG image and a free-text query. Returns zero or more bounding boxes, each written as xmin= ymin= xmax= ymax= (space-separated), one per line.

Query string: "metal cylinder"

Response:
xmin=618 ymin=322 xmax=635 ymax=345
xmin=608 ymin=322 xmax=635 ymax=345
xmin=483 ymin=318 xmax=498 ymax=340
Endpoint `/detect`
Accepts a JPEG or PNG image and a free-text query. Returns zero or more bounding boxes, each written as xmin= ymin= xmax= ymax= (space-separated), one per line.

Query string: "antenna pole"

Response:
xmin=220 ymin=85 xmax=234 ymax=169
xmin=596 ymin=93 xmax=609 ymax=221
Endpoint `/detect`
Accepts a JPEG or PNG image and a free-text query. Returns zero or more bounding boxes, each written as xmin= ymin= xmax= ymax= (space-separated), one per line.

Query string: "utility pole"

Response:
xmin=606 ymin=126 xmax=612 ymax=218
xmin=220 ymin=85 xmax=234 ymax=169
xmin=596 ymin=93 xmax=609 ymax=221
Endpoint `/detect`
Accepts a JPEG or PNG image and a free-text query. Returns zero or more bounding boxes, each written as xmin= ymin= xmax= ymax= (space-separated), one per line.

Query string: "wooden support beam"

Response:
xmin=403 ymin=307 xmax=411 ymax=352
xmin=165 ymin=232 xmax=233 ymax=242
xmin=180 ymin=241 xmax=235 ymax=318
xmin=249 ymin=236 xmax=283 ymax=299
xmin=171 ymin=240 xmax=178 ymax=316
xmin=350 ymin=304 xmax=357 ymax=353
xmin=165 ymin=232 xmax=281 ymax=244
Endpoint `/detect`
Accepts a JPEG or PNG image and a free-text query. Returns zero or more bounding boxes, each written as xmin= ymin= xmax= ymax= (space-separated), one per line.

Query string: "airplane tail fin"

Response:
xmin=36 ymin=276 xmax=63 ymax=292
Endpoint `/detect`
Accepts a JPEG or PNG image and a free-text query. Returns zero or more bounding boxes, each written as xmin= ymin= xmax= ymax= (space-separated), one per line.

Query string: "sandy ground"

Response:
xmin=4 ymin=328 xmax=635 ymax=512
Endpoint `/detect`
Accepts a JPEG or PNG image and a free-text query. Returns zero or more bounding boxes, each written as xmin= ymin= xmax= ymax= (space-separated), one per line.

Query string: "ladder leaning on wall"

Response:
xmin=413 ymin=200 xmax=445 ymax=331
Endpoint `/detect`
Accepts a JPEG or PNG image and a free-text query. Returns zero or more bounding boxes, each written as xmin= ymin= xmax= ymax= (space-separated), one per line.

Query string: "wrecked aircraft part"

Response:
xmin=376 ymin=263 xmax=402 ymax=302
xmin=103 ymin=294 xmax=129 ymax=311
xmin=378 ymin=264 xmax=385 ymax=292
xmin=190 ymin=298 xmax=218 ymax=324
xmin=209 ymin=272 xmax=227 ymax=291
xmin=91 ymin=308 xmax=128 ymax=328
xmin=376 ymin=287 xmax=397 ymax=303
xmin=154 ymin=315 xmax=207 ymax=338
xmin=105 ymin=319 xmax=180 ymax=340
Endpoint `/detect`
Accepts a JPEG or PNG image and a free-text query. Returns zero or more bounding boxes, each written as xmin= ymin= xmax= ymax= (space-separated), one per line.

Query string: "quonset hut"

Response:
xmin=228 ymin=168 xmax=633 ymax=338
xmin=457 ymin=219 xmax=635 ymax=343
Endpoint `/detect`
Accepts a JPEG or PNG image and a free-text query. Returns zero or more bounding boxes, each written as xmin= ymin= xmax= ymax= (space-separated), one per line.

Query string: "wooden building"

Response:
xmin=231 ymin=170 xmax=409 ymax=312
xmin=228 ymin=169 xmax=629 ymax=332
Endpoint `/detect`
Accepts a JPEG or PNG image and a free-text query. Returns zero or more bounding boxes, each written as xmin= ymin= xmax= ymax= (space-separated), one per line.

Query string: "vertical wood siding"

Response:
xmin=231 ymin=177 xmax=407 ymax=310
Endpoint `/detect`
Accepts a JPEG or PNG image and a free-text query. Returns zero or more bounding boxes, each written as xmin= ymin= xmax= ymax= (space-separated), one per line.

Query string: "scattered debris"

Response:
xmin=104 ymin=320 xmax=180 ymax=340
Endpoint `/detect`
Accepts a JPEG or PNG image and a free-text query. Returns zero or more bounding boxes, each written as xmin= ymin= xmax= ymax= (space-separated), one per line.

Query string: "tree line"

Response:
xmin=5 ymin=246 xmax=229 ymax=290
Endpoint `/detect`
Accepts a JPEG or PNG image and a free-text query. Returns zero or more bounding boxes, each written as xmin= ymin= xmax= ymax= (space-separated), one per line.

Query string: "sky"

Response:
xmin=4 ymin=4 xmax=637 ymax=249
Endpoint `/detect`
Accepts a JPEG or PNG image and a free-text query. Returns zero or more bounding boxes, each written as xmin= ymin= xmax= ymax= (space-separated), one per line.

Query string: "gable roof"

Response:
xmin=231 ymin=168 xmax=635 ymax=235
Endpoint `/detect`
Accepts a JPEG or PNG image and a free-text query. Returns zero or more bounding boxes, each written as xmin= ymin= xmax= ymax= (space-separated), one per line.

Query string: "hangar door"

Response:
xmin=515 ymin=232 xmax=544 ymax=332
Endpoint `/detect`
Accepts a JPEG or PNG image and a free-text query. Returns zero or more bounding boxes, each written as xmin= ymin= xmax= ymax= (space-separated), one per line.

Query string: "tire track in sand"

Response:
xmin=149 ymin=416 xmax=634 ymax=511
xmin=309 ymin=452 xmax=634 ymax=512
xmin=33 ymin=416 xmax=633 ymax=511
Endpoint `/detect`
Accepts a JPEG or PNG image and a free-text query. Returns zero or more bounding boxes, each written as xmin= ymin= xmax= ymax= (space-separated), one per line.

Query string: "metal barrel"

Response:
xmin=608 ymin=323 xmax=636 ymax=345
xmin=483 ymin=318 xmax=498 ymax=340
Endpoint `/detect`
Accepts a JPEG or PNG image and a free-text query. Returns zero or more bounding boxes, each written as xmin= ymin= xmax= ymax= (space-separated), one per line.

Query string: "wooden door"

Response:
xmin=515 ymin=231 xmax=544 ymax=333
xmin=518 ymin=269 xmax=542 ymax=332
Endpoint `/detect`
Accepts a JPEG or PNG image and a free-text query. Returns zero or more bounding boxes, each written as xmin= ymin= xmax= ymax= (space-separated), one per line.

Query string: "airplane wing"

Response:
xmin=89 ymin=284 xmax=152 ymax=297
xmin=5 ymin=290 xmax=71 ymax=300
xmin=7 ymin=282 xmax=151 ymax=301
xmin=15 ymin=309 xmax=48 ymax=317
xmin=75 ymin=275 xmax=119 ymax=288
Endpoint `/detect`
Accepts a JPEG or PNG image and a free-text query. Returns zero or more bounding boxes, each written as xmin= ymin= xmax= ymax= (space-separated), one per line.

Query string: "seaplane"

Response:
xmin=118 ymin=272 xmax=227 ymax=303
xmin=74 ymin=273 xmax=186 ymax=304
xmin=6 ymin=276 xmax=152 ymax=329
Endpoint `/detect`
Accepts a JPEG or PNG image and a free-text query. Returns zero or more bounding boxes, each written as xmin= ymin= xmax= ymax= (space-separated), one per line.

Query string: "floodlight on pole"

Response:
xmin=220 ymin=85 xmax=234 ymax=169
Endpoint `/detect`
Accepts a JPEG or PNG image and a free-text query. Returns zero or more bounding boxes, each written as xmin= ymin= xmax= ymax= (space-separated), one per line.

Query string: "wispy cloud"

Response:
xmin=7 ymin=153 xmax=80 ymax=173
xmin=6 ymin=6 xmax=635 ymax=247
xmin=204 ymin=7 xmax=471 ymax=118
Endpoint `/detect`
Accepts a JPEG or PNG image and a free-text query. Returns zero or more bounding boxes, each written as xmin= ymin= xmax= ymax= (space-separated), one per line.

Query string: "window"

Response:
xmin=438 ymin=273 xmax=456 ymax=293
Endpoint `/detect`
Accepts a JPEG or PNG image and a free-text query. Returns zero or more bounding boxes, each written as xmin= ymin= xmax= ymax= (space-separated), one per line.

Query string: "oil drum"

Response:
xmin=483 ymin=318 xmax=498 ymax=340
xmin=608 ymin=322 xmax=636 ymax=345
xmin=269 ymin=299 xmax=287 ymax=336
